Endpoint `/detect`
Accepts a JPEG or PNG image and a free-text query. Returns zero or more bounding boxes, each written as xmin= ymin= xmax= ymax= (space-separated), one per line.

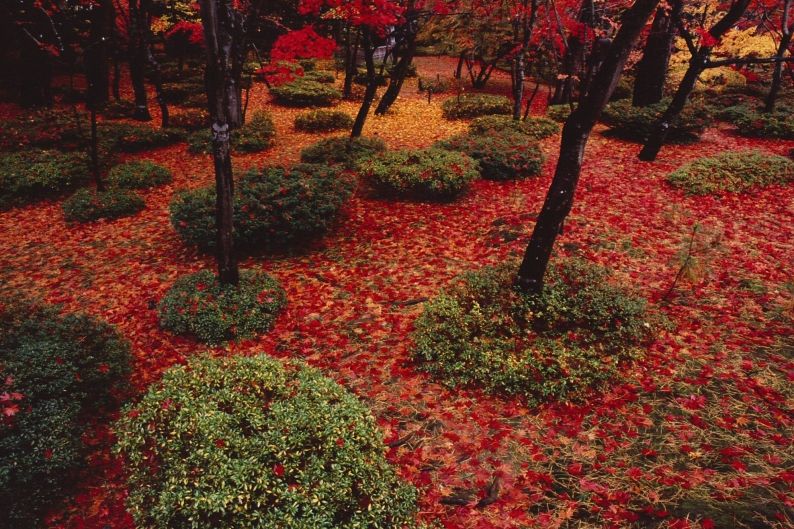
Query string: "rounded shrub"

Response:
xmin=1 ymin=301 xmax=131 ymax=529
xmin=269 ymin=78 xmax=342 ymax=107
xmin=168 ymin=108 xmax=210 ymax=130
xmin=441 ymin=94 xmax=512 ymax=119
xmin=234 ymin=111 xmax=277 ymax=152
xmin=170 ymin=164 xmax=355 ymax=253
xmin=546 ymin=103 xmax=574 ymax=122
xmin=0 ymin=109 xmax=88 ymax=151
xmin=304 ymin=70 xmax=336 ymax=84
xmin=98 ymin=123 xmax=185 ymax=152
xmin=114 ymin=354 xmax=418 ymax=529
xmin=358 ymin=147 xmax=480 ymax=200
xmin=62 ymin=188 xmax=145 ymax=223
xmin=413 ymin=260 xmax=661 ymax=404
xmin=469 ymin=115 xmax=559 ymax=140
xmin=300 ymin=136 xmax=386 ymax=169
xmin=0 ymin=149 xmax=88 ymax=210
xmin=295 ymin=109 xmax=354 ymax=132
xmin=732 ymin=108 xmax=794 ymax=139
xmin=418 ymin=75 xmax=450 ymax=94
xmin=158 ymin=269 xmax=286 ymax=344
xmin=667 ymin=150 xmax=794 ymax=195
xmin=107 ymin=160 xmax=173 ymax=189
xmin=600 ymin=99 xmax=710 ymax=142
xmin=436 ymin=131 xmax=544 ymax=181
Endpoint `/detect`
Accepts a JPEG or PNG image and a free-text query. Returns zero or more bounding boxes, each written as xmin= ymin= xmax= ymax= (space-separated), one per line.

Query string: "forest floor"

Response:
xmin=1 ymin=56 xmax=792 ymax=529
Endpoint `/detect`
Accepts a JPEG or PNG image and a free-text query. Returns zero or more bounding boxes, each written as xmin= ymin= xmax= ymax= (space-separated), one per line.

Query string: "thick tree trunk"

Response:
xmin=351 ymin=30 xmax=377 ymax=138
xmin=640 ymin=0 xmax=751 ymax=161
xmin=516 ymin=0 xmax=661 ymax=294
xmin=129 ymin=0 xmax=151 ymax=120
xmin=765 ymin=0 xmax=792 ymax=113
xmin=200 ymin=0 xmax=247 ymax=286
xmin=374 ymin=26 xmax=417 ymax=115
xmin=512 ymin=53 xmax=526 ymax=119
xmin=632 ymin=0 xmax=682 ymax=106
xmin=85 ymin=0 xmax=113 ymax=107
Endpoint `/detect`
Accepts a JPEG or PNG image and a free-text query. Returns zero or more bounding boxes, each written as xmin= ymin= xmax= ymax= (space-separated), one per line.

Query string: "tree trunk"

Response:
xmin=85 ymin=0 xmax=112 ymax=107
xmin=550 ymin=0 xmax=593 ymax=105
xmin=516 ymin=0 xmax=661 ymax=294
xmin=343 ymin=28 xmax=359 ymax=99
xmin=142 ymin=0 xmax=169 ymax=127
xmin=200 ymin=0 xmax=247 ymax=286
xmin=374 ymin=24 xmax=418 ymax=115
xmin=90 ymin=106 xmax=103 ymax=191
xmin=19 ymin=42 xmax=53 ymax=107
xmin=764 ymin=0 xmax=792 ymax=113
xmin=640 ymin=0 xmax=751 ymax=161
xmin=129 ymin=0 xmax=151 ymax=120
xmin=455 ymin=51 xmax=465 ymax=78
xmin=632 ymin=0 xmax=682 ymax=106
xmin=351 ymin=30 xmax=377 ymax=138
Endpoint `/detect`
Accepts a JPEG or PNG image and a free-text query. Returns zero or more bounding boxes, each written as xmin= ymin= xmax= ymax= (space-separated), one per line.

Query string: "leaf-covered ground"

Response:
xmin=1 ymin=57 xmax=792 ymax=529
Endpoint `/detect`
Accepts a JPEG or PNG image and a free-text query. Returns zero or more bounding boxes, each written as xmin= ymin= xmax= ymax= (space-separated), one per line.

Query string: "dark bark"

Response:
xmin=516 ymin=0 xmax=661 ymax=294
xmin=129 ymin=0 xmax=151 ymax=120
xmin=343 ymin=28 xmax=360 ymax=99
xmin=199 ymin=0 xmax=252 ymax=286
xmin=142 ymin=0 xmax=169 ymax=127
xmin=89 ymin=106 xmax=103 ymax=191
xmin=640 ymin=0 xmax=751 ymax=161
xmin=765 ymin=0 xmax=792 ymax=113
xmin=551 ymin=0 xmax=592 ymax=105
xmin=351 ymin=30 xmax=377 ymax=138
xmin=374 ymin=22 xmax=418 ymax=115
xmin=455 ymin=51 xmax=465 ymax=78
xmin=511 ymin=0 xmax=539 ymax=119
xmin=85 ymin=0 xmax=113 ymax=107
xmin=632 ymin=0 xmax=682 ymax=106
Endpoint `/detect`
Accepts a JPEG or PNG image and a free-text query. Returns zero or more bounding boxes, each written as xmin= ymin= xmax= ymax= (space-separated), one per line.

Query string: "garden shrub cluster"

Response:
xmin=294 ymin=109 xmax=354 ymax=132
xmin=418 ymin=75 xmax=451 ymax=94
xmin=162 ymin=80 xmax=205 ymax=103
xmin=600 ymin=99 xmax=710 ymax=142
xmin=0 ymin=149 xmax=88 ymax=209
xmin=62 ymin=187 xmax=145 ymax=223
xmin=157 ymin=269 xmax=286 ymax=344
xmin=0 ymin=301 xmax=131 ymax=529
xmin=170 ymin=163 xmax=355 ymax=253
xmin=546 ymin=103 xmax=574 ymax=122
xmin=107 ymin=160 xmax=173 ymax=189
xmin=304 ymin=70 xmax=336 ymax=83
xmin=413 ymin=260 xmax=661 ymax=404
xmin=98 ymin=123 xmax=185 ymax=152
xmin=186 ymin=111 xmax=276 ymax=154
xmin=722 ymin=105 xmax=794 ymax=139
xmin=168 ymin=108 xmax=210 ymax=130
xmin=300 ymin=136 xmax=386 ymax=169
xmin=441 ymin=93 xmax=512 ymax=119
xmin=269 ymin=78 xmax=342 ymax=107
xmin=0 ymin=109 xmax=88 ymax=151
xmin=358 ymin=147 xmax=479 ymax=200
xmin=667 ymin=150 xmax=794 ymax=195
xmin=436 ymin=130 xmax=544 ymax=180
xmin=114 ymin=354 xmax=418 ymax=529
xmin=354 ymin=69 xmax=389 ymax=86
xmin=468 ymin=115 xmax=559 ymax=140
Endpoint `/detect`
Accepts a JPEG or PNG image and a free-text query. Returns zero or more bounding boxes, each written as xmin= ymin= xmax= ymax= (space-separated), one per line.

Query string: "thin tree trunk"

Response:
xmin=142 ymin=0 xmax=169 ymax=127
xmin=640 ymin=0 xmax=751 ymax=161
xmin=512 ymin=0 xmax=538 ymax=120
xmin=765 ymin=0 xmax=792 ymax=113
xmin=516 ymin=0 xmax=661 ymax=294
xmin=85 ymin=0 xmax=112 ymax=106
xmin=90 ymin=106 xmax=103 ymax=191
xmin=129 ymin=0 xmax=151 ymax=120
xmin=343 ymin=28 xmax=359 ymax=99
xmin=351 ymin=30 xmax=377 ymax=138
xmin=633 ymin=0 xmax=682 ymax=106
xmin=455 ymin=51 xmax=465 ymax=78
xmin=375 ymin=22 xmax=418 ymax=115
xmin=551 ymin=0 xmax=592 ymax=105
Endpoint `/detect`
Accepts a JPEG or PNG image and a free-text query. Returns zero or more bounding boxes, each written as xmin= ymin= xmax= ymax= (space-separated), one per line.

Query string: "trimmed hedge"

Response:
xmin=62 ymin=188 xmax=145 ymax=223
xmin=667 ymin=150 xmax=794 ymax=195
xmin=469 ymin=115 xmax=559 ymax=140
xmin=270 ymin=78 xmax=342 ymax=107
xmin=158 ymin=269 xmax=286 ymax=344
xmin=300 ymin=136 xmax=386 ymax=169
xmin=114 ymin=354 xmax=418 ymax=529
xmin=295 ymin=109 xmax=354 ymax=132
xmin=98 ymin=123 xmax=185 ymax=152
xmin=107 ymin=160 xmax=173 ymax=189
xmin=170 ymin=164 xmax=354 ymax=253
xmin=0 ymin=150 xmax=88 ymax=210
xmin=1 ymin=302 xmax=131 ymax=529
xmin=600 ymin=99 xmax=710 ymax=142
xmin=441 ymin=94 xmax=512 ymax=119
xmin=358 ymin=147 xmax=480 ymax=200
xmin=304 ymin=70 xmax=336 ymax=83
xmin=730 ymin=106 xmax=794 ymax=139
xmin=413 ymin=260 xmax=660 ymax=404
xmin=436 ymin=131 xmax=544 ymax=181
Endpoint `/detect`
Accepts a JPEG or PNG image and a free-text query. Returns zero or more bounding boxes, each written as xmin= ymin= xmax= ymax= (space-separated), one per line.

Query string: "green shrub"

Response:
xmin=107 ymin=160 xmax=173 ymax=189
xmin=0 ymin=109 xmax=88 ymax=151
xmin=98 ymin=123 xmax=185 ymax=152
xmin=181 ymin=92 xmax=208 ymax=108
xmin=469 ymin=115 xmax=559 ymax=140
xmin=157 ymin=269 xmax=285 ymax=344
xmin=441 ymin=94 xmax=512 ymax=119
xmin=114 ymin=354 xmax=418 ymax=529
xmin=436 ymin=130 xmax=544 ymax=180
xmin=162 ymin=81 xmax=205 ymax=103
xmin=186 ymin=130 xmax=212 ymax=154
xmin=0 ymin=302 xmax=131 ymax=529
xmin=546 ymin=103 xmax=574 ymax=122
xmin=0 ymin=150 xmax=88 ymax=209
xmin=667 ymin=150 xmax=794 ymax=195
xmin=354 ymin=69 xmax=389 ymax=86
xmin=304 ymin=70 xmax=336 ymax=84
xmin=358 ymin=147 xmax=479 ymax=200
xmin=101 ymin=99 xmax=137 ymax=119
xmin=300 ymin=136 xmax=386 ymax=169
xmin=168 ymin=108 xmax=210 ymax=130
xmin=295 ymin=109 xmax=354 ymax=132
xmin=600 ymin=99 xmax=710 ymax=142
xmin=387 ymin=62 xmax=418 ymax=78
xmin=62 ymin=188 xmax=145 ymax=223
xmin=732 ymin=108 xmax=794 ymax=139
xmin=413 ymin=260 xmax=660 ymax=404
xmin=170 ymin=164 xmax=354 ymax=253
xmin=418 ymin=75 xmax=451 ymax=94
xmin=270 ymin=78 xmax=342 ymax=107
xmin=235 ymin=111 xmax=277 ymax=152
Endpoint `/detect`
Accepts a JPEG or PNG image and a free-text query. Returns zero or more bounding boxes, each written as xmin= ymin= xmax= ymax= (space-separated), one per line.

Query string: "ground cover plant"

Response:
xmin=436 ymin=130 xmax=544 ymax=180
xmin=667 ymin=150 xmax=794 ymax=194
xmin=441 ymin=93 xmax=512 ymax=119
